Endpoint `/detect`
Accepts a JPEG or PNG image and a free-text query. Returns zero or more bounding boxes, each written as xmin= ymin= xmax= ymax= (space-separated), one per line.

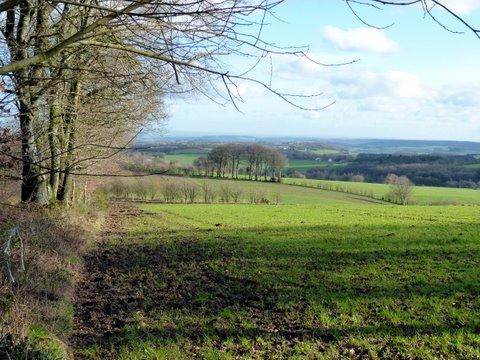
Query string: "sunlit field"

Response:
xmin=75 ymin=203 xmax=480 ymax=359
xmin=284 ymin=178 xmax=480 ymax=205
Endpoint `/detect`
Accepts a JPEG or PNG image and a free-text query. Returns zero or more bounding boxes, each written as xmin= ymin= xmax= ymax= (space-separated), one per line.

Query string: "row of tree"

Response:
xmin=193 ymin=144 xmax=288 ymax=181
xmin=105 ymin=178 xmax=279 ymax=204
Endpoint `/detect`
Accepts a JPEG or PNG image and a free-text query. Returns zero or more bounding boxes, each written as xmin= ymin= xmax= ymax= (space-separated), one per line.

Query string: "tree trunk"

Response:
xmin=58 ymin=80 xmax=80 ymax=204
xmin=48 ymin=102 xmax=62 ymax=196
xmin=19 ymin=102 xmax=49 ymax=204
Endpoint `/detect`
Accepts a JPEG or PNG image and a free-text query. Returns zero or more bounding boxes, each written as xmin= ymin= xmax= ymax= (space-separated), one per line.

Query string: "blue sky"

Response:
xmin=163 ymin=0 xmax=480 ymax=141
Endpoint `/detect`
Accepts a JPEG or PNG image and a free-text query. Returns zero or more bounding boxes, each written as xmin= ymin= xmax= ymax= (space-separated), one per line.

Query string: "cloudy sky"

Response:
xmin=164 ymin=0 xmax=480 ymax=141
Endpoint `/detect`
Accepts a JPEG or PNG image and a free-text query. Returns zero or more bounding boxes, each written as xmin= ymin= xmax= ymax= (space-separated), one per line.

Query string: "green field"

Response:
xmin=160 ymin=152 xmax=340 ymax=171
xmin=190 ymin=178 xmax=385 ymax=205
xmin=75 ymin=202 xmax=480 ymax=359
xmin=103 ymin=176 xmax=387 ymax=205
xmin=286 ymin=159 xmax=331 ymax=170
xmin=164 ymin=152 xmax=206 ymax=165
xmin=311 ymin=148 xmax=342 ymax=155
xmin=284 ymin=178 xmax=480 ymax=205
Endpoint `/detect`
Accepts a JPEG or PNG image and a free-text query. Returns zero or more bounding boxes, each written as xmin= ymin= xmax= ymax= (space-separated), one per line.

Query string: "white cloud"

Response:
xmin=435 ymin=85 xmax=480 ymax=107
xmin=330 ymin=70 xmax=424 ymax=99
xmin=236 ymin=83 xmax=265 ymax=98
xmin=441 ymin=0 xmax=480 ymax=14
xmin=272 ymin=52 xmax=355 ymax=80
xmin=321 ymin=26 xmax=400 ymax=54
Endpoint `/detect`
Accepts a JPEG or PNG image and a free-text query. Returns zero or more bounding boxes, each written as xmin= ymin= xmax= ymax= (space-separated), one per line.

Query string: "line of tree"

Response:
xmin=193 ymin=144 xmax=288 ymax=182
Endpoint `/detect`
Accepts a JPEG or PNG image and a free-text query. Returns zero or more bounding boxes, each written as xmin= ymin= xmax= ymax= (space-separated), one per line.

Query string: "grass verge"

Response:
xmin=0 ymin=201 xmax=106 ymax=359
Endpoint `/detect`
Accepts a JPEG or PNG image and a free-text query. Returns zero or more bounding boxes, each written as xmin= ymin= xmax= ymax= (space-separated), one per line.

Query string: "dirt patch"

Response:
xmin=72 ymin=203 xmax=141 ymax=346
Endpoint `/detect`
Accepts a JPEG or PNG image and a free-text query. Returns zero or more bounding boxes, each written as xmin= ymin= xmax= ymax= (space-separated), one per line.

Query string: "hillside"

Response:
xmin=189 ymin=178 xmax=387 ymax=205
xmin=284 ymin=178 xmax=480 ymax=205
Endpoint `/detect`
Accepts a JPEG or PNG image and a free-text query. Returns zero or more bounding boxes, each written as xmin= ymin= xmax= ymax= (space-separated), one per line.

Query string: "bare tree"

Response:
xmin=386 ymin=174 xmax=414 ymax=205
xmin=1 ymin=0 xmax=313 ymax=204
xmin=200 ymin=181 xmax=216 ymax=203
xmin=231 ymin=186 xmax=243 ymax=203
xmin=219 ymin=183 xmax=233 ymax=203
xmin=161 ymin=181 xmax=181 ymax=203
xmin=181 ymin=180 xmax=199 ymax=203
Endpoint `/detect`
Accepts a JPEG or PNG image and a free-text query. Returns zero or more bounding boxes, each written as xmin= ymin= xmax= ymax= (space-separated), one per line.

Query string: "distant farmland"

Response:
xmin=164 ymin=152 xmax=207 ymax=165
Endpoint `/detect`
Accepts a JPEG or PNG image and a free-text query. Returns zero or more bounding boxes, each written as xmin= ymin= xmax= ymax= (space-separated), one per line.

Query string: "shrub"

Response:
xmin=161 ymin=182 xmax=181 ymax=203
xmin=200 ymin=182 xmax=216 ymax=203
xmin=350 ymin=174 xmax=365 ymax=182
xmin=273 ymin=192 xmax=281 ymax=204
xmin=219 ymin=184 xmax=233 ymax=203
xmin=247 ymin=190 xmax=268 ymax=204
xmin=231 ymin=186 xmax=243 ymax=203
xmin=386 ymin=175 xmax=414 ymax=205
xmin=181 ymin=181 xmax=200 ymax=203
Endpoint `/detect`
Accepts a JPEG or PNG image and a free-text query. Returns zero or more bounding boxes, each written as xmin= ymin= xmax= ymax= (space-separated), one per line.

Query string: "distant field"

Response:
xmin=284 ymin=178 xmax=480 ymax=205
xmin=464 ymin=163 xmax=480 ymax=169
xmin=76 ymin=203 xmax=480 ymax=359
xmin=161 ymin=151 xmax=344 ymax=171
xmin=163 ymin=154 xmax=335 ymax=171
xmin=310 ymin=148 xmax=341 ymax=155
xmin=286 ymin=159 xmax=330 ymax=170
xmin=164 ymin=152 xmax=206 ymax=165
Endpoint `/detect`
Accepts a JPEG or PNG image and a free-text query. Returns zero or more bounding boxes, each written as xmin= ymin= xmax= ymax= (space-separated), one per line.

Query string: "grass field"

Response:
xmin=75 ymin=203 xmax=480 ymax=359
xmin=164 ymin=152 xmax=206 ymax=165
xmin=189 ymin=178 xmax=385 ymax=205
xmin=286 ymin=159 xmax=331 ymax=170
xmin=284 ymin=178 xmax=480 ymax=205
xmin=103 ymin=176 xmax=387 ymax=205
xmin=310 ymin=148 xmax=342 ymax=155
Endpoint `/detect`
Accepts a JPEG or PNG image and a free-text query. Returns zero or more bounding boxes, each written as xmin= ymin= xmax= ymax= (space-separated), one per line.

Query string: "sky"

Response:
xmin=162 ymin=0 xmax=480 ymax=141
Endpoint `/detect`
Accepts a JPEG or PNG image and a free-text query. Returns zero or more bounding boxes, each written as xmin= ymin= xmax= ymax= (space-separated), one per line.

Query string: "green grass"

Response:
xmin=76 ymin=203 xmax=480 ymax=359
xmin=283 ymin=178 xmax=480 ymax=205
xmin=190 ymin=178 xmax=385 ymax=205
xmin=164 ymin=152 xmax=206 ymax=165
xmin=286 ymin=159 xmax=329 ymax=170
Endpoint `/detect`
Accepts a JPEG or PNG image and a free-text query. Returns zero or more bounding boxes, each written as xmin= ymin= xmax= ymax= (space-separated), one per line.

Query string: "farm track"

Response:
xmin=72 ymin=203 xmax=143 ymax=356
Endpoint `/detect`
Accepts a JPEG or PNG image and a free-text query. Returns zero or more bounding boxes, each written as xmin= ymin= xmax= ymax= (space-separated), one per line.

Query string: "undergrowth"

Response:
xmin=0 ymin=198 xmax=107 ymax=359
